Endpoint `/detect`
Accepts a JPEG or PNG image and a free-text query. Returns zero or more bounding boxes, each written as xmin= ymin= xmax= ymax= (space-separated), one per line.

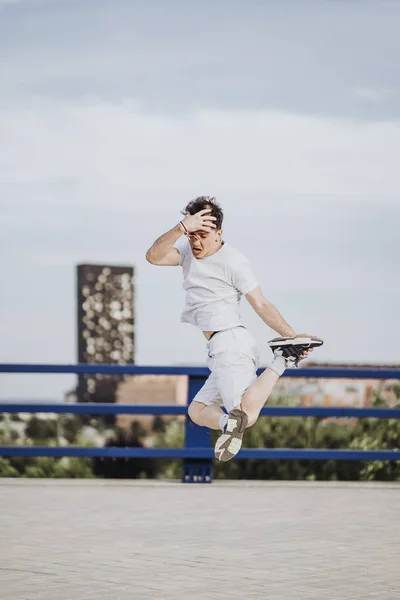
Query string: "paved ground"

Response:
xmin=1 ymin=479 xmax=399 ymax=600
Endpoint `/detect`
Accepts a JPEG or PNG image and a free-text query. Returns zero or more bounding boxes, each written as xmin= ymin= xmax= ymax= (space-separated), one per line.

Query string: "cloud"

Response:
xmin=2 ymin=0 xmax=400 ymax=122
xmin=0 ymin=97 xmax=399 ymax=398
xmin=1 ymin=2 xmax=399 ymax=401
xmin=1 ymin=98 xmax=399 ymax=212
xmin=355 ymin=87 xmax=386 ymax=102
xmin=354 ymin=87 xmax=400 ymax=103
xmin=1 ymin=98 xmax=399 ymax=296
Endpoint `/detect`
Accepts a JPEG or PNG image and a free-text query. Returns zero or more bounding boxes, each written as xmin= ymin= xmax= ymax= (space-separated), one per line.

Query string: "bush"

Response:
xmin=0 ymin=457 xmax=19 ymax=477
xmin=93 ymin=424 xmax=157 ymax=479
xmin=59 ymin=415 xmax=82 ymax=444
xmin=147 ymin=404 xmax=400 ymax=482
xmin=2 ymin=385 xmax=398 ymax=481
xmin=25 ymin=416 xmax=57 ymax=442
xmin=23 ymin=457 xmax=58 ymax=478
xmin=152 ymin=419 xmax=185 ymax=479
xmin=52 ymin=457 xmax=94 ymax=479
xmin=350 ymin=417 xmax=400 ymax=481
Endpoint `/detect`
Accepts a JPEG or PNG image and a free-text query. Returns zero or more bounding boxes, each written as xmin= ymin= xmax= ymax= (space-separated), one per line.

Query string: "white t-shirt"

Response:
xmin=173 ymin=237 xmax=259 ymax=331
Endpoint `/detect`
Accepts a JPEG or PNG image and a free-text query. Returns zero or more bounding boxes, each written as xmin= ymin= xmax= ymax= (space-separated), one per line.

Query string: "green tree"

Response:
xmin=93 ymin=425 xmax=157 ymax=479
xmin=130 ymin=421 xmax=147 ymax=438
xmin=0 ymin=457 xmax=19 ymax=477
xmin=24 ymin=457 xmax=58 ymax=478
xmin=52 ymin=457 xmax=94 ymax=479
xmin=152 ymin=415 xmax=166 ymax=434
xmin=350 ymin=385 xmax=400 ymax=481
xmin=60 ymin=415 xmax=82 ymax=444
xmin=153 ymin=419 xmax=185 ymax=479
xmin=25 ymin=416 xmax=57 ymax=442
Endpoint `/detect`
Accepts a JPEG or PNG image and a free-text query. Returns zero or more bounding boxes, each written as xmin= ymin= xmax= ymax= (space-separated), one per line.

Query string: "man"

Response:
xmin=146 ymin=197 xmax=323 ymax=462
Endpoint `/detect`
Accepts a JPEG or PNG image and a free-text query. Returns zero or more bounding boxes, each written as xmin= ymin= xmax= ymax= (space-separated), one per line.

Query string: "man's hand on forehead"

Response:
xmin=180 ymin=208 xmax=217 ymax=235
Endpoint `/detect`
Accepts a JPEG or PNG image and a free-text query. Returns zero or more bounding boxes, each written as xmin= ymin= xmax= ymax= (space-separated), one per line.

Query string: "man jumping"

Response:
xmin=146 ymin=197 xmax=323 ymax=462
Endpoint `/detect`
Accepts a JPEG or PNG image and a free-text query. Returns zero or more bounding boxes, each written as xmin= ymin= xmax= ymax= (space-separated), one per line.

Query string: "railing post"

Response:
xmin=182 ymin=375 xmax=213 ymax=483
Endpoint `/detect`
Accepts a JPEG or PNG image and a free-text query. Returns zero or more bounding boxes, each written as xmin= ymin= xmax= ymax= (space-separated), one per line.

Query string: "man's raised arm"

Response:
xmin=146 ymin=223 xmax=184 ymax=266
xmin=245 ymin=286 xmax=296 ymax=337
xmin=146 ymin=209 xmax=217 ymax=266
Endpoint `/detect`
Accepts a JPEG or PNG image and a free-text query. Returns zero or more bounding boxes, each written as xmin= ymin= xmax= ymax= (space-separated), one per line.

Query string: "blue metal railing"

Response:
xmin=2 ymin=364 xmax=400 ymax=379
xmin=0 ymin=364 xmax=399 ymax=482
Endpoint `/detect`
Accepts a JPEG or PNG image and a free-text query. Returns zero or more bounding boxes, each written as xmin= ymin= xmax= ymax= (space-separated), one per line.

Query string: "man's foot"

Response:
xmin=268 ymin=336 xmax=324 ymax=367
xmin=214 ymin=408 xmax=248 ymax=462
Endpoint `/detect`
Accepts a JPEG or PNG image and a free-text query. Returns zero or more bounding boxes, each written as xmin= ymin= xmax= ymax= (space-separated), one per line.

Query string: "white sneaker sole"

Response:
xmin=214 ymin=409 xmax=248 ymax=462
xmin=269 ymin=336 xmax=323 ymax=348
xmin=215 ymin=436 xmax=242 ymax=461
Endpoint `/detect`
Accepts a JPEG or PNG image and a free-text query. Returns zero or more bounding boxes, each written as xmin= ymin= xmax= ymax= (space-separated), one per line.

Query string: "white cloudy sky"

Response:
xmin=0 ymin=0 xmax=399 ymax=399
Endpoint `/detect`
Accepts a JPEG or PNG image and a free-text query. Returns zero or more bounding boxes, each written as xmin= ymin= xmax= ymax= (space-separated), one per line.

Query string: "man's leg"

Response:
xmin=188 ymin=401 xmax=224 ymax=430
xmin=213 ymin=353 xmax=286 ymax=462
xmin=187 ymin=372 xmax=227 ymax=431
xmin=214 ymin=336 xmax=320 ymax=461
xmin=240 ymin=366 xmax=281 ymax=427
xmin=241 ymin=340 xmax=318 ymax=426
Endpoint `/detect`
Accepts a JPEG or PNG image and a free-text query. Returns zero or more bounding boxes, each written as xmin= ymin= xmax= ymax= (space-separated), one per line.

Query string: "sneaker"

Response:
xmin=214 ymin=408 xmax=248 ymax=462
xmin=268 ymin=336 xmax=324 ymax=367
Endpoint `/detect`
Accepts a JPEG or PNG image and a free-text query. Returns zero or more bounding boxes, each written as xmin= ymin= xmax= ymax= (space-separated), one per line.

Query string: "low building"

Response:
xmin=115 ymin=375 xmax=188 ymax=432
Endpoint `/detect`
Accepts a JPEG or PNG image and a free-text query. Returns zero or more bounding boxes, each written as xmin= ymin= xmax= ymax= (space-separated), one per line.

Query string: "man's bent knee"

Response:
xmin=188 ymin=401 xmax=206 ymax=425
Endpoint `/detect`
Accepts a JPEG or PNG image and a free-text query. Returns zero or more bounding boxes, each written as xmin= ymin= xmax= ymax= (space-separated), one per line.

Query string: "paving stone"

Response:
xmin=1 ymin=479 xmax=399 ymax=599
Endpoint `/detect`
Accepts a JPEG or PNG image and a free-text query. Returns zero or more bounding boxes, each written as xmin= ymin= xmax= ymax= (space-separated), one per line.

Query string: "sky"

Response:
xmin=0 ymin=0 xmax=399 ymax=400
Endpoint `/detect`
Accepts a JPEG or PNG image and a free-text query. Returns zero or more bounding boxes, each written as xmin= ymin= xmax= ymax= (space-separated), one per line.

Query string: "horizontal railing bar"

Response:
xmin=0 ymin=446 xmax=398 ymax=461
xmin=260 ymin=406 xmax=400 ymax=418
xmin=1 ymin=403 xmax=400 ymax=419
xmin=0 ymin=403 xmax=187 ymax=415
xmin=0 ymin=364 xmax=399 ymax=379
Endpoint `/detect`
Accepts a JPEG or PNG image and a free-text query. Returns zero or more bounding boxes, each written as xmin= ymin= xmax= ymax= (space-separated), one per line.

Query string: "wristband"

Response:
xmin=179 ymin=220 xmax=189 ymax=236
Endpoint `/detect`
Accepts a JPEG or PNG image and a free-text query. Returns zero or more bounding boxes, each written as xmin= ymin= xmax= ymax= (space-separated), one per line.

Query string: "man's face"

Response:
xmin=188 ymin=228 xmax=222 ymax=259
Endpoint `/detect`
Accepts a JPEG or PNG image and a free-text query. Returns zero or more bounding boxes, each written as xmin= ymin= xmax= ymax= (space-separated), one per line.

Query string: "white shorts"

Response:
xmin=192 ymin=326 xmax=260 ymax=413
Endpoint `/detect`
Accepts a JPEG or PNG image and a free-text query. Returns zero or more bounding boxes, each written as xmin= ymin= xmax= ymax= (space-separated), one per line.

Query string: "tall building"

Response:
xmin=76 ymin=264 xmax=134 ymax=403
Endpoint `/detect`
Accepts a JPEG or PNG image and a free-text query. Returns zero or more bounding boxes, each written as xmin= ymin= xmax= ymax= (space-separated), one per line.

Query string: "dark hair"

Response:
xmin=182 ymin=196 xmax=224 ymax=230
